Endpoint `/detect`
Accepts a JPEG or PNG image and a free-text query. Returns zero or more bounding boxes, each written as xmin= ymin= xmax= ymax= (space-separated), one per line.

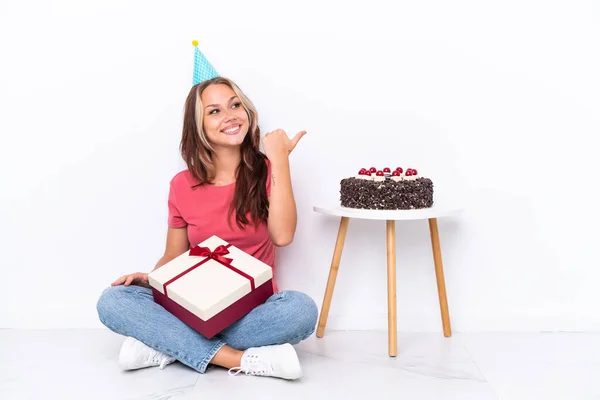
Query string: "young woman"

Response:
xmin=96 ymin=76 xmax=318 ymax=380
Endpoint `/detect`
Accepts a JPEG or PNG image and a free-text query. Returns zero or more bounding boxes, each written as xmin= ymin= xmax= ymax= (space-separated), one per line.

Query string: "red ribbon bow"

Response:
xmin=189 ymin=244 xmax=233 ymax=266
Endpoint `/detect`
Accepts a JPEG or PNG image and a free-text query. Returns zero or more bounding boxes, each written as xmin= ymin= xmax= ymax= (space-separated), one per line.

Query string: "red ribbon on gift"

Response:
xmin=189 ymin=244 xmax=234 ymax=265
xmin=163 ymin=243 xmax=256 ymax=297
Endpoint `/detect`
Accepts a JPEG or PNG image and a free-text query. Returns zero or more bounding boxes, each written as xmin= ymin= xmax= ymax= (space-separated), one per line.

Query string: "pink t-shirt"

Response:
xmin=166 ymin=160 xmax=278 ymax=292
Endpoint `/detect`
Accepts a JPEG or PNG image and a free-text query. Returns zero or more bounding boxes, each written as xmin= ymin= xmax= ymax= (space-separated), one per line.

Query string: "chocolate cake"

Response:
xmin=340 ymin=167 xmax=434 ymax=210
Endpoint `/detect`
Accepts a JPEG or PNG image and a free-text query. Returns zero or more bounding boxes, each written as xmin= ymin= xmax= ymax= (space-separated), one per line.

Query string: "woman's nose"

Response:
xmin=223 ymin=112 xmax=237 ymax=122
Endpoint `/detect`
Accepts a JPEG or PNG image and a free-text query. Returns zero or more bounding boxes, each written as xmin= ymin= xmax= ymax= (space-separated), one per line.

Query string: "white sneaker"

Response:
xmin=118 ymin=337 xmax=176 ymax=371
xmin=228 ymin=343 xmax=302 ymax=380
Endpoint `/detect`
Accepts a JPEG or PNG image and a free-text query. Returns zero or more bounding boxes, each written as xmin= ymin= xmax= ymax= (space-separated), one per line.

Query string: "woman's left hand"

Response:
xmin=262 ymin=129 xmax=306 ymax=162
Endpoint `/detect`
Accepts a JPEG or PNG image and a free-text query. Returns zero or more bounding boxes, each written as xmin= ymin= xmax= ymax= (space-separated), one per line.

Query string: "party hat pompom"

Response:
xmin=192 ymin=40 xmax=218 ymax=85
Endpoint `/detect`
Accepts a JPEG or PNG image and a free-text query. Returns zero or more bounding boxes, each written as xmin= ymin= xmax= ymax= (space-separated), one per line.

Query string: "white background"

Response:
xmin=1 ymin=0 xmax=599 ymax=332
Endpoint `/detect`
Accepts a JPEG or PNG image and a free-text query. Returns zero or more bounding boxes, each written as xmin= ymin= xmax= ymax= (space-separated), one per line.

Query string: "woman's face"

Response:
xmin=200 ymin=83 xmax=249 ymax=149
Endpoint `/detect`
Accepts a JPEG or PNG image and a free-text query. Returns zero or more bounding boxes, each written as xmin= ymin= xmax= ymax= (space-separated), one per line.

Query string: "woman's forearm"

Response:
xmin=267 ymin=156 xmax=297 ymax=246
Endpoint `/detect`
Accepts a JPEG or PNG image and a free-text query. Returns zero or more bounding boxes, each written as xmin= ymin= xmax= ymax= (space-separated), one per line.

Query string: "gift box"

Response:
xmin=148 ymin=235 xmax=274 ymax=339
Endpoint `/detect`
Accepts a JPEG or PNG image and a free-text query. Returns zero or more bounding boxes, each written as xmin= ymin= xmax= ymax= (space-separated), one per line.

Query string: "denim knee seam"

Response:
xmin=98 ymin=315 xmax=126 ymax=338
xmin=287 ymin=325 xmax=316 ymax=345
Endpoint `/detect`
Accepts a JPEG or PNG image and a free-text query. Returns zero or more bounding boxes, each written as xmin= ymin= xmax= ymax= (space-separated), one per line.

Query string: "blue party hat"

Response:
xmin=192 ymin=40 xmax=218 ymax=85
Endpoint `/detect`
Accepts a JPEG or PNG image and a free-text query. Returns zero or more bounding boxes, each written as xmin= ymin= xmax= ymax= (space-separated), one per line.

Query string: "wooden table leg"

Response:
xmin=428 ymin=218 xmax=452 ymax=337
xmin=316 ymin=217 xmax=349 ymax=338
xmin=386 ymin=220 xmax=397 ymax=357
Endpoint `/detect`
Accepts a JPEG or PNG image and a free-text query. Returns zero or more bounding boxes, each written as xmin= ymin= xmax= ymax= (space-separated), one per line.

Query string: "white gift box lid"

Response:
xmin=148 ymin=235 xmax=273 ymax=321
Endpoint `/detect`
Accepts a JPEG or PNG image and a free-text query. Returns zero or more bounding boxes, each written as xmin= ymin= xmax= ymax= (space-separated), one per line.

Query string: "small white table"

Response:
xmin=313 ymin=204 xmax=463 ymax=357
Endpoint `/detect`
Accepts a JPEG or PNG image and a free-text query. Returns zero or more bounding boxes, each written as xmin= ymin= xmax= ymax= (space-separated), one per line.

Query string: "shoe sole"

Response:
xmin=279 ymin=343 xmax=303 ymax=380
xmin=118 ymin=337 xmax=135 ymax=370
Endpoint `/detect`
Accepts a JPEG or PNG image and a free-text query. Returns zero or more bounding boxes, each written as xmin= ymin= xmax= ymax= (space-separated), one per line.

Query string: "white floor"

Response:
xmin=1 ymin=329 xmax=599 ymax=400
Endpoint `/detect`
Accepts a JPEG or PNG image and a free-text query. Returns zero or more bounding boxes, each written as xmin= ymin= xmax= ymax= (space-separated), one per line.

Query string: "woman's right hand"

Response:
xmin=111 ymin=272 xmax=150 ymax=288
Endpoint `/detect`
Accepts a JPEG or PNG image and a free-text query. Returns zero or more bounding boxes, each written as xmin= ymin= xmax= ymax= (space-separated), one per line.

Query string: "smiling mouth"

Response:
xmin=222 ymin=125 xmax=241 ymax=135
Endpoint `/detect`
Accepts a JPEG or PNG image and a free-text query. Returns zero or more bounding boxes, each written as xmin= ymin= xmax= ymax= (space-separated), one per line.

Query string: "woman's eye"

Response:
xmin=232 ymin=102 xmax=241 ymax=109
xmin=209 ymin=109 xmax=219 ymax=115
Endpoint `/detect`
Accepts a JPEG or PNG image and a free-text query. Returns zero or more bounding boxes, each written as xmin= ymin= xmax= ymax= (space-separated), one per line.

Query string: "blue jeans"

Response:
xmin=96 ymin=285 xmax=318 ymax=373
